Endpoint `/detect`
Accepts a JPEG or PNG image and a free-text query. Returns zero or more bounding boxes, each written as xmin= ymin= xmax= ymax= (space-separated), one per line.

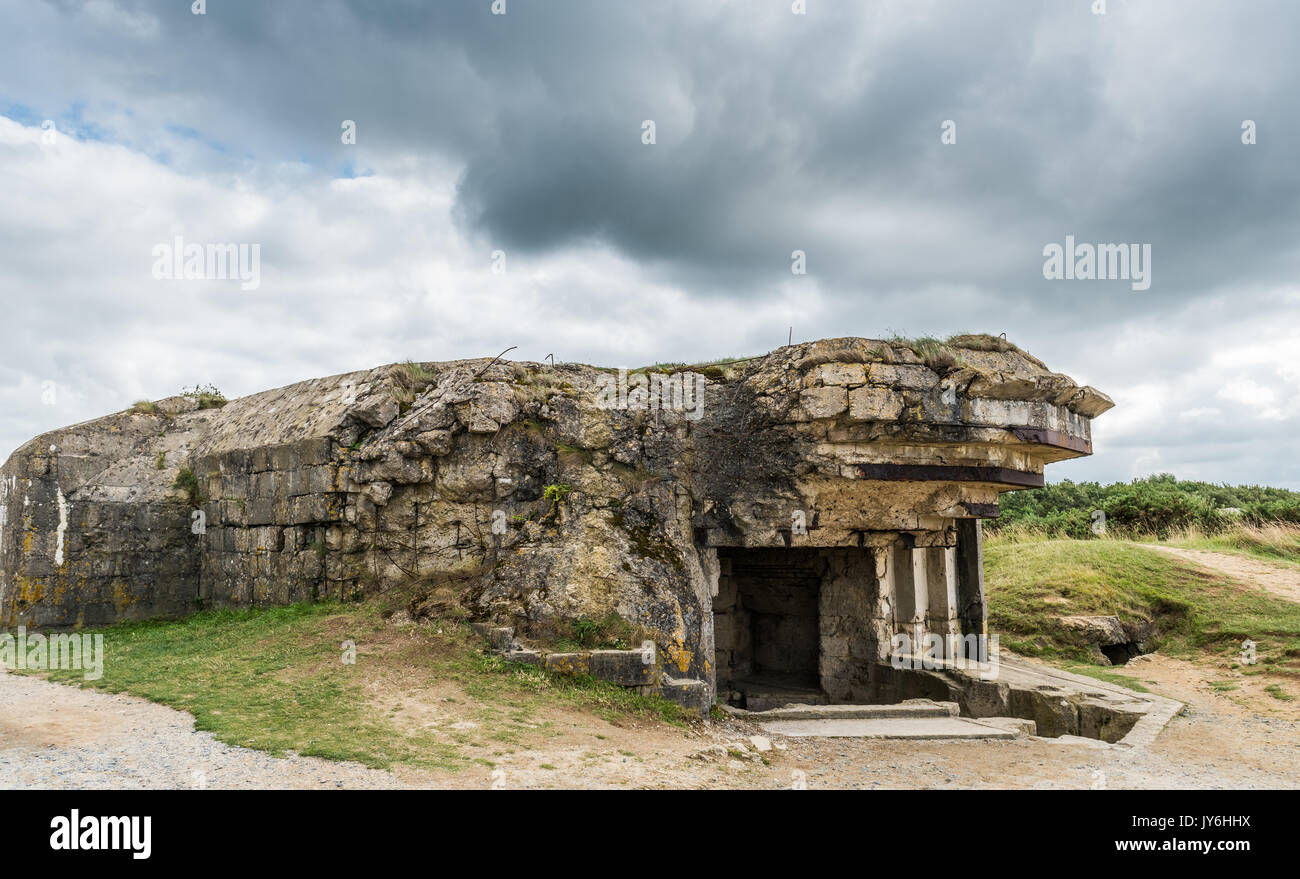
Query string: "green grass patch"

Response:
xmin=171 ymin=467 xmax=203 ymax=507
xmin=1266 ymin=684 xmax=1294 ymax=701
xmin=26 ymin=601 xmax=694 ymax=772
xmin=1059 ymin=662 xmax=1150 ymax=693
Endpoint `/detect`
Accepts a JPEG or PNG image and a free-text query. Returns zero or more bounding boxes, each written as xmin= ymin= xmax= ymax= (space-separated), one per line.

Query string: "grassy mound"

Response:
xmin=985 ymin=537 xmax=1300 ymax=675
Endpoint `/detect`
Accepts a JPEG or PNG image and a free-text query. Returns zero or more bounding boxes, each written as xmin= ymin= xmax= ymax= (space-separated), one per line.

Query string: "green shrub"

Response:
xmin=992 ymin=474 xmax=1300 ymax=539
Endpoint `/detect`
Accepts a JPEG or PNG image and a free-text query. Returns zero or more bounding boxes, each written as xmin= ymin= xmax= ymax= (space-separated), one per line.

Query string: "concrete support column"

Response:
xmin=868 ymin=545 xmax=896 ymax=662
xmin=955 ymin=518 xmax=987 ymax=661
xmin=924 ymin=545 xmax=959 ymax=656
xmin=892 ymin=543 xmax=927 ymax=656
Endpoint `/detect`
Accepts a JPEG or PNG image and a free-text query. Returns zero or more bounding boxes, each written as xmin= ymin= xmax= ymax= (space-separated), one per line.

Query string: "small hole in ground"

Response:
xmin=1100 ymin=642 xmax=1147 ymax=665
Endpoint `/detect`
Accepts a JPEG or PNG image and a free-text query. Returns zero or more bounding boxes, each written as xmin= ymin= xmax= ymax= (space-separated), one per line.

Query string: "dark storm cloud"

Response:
xmin=2 ymin=0 xmax=1300 ymax=485
xmin=8 ymin=0 xmax=1300 ymax=300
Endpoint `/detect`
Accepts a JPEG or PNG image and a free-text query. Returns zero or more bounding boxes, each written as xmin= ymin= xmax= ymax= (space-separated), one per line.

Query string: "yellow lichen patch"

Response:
xmin=17 ymin=575 xmax=43 ymax=605
xmin=113 ymin=579 xmax=137 ymax=612
xmin=664 ymin=641 xmax=693 ymax=674
xmin=547 ymin=654 xmax=590 ymax=675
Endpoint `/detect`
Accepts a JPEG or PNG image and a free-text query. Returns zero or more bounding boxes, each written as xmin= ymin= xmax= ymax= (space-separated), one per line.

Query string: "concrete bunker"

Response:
xmin=0 ymin=335 xmax=1122 ymax=726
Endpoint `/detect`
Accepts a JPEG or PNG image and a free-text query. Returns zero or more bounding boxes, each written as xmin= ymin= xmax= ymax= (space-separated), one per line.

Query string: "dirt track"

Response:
xmin=1145 ymin=544 xmax=1300 ymax=603
xmin=4 ymin=649 xmax=1298 ymax=789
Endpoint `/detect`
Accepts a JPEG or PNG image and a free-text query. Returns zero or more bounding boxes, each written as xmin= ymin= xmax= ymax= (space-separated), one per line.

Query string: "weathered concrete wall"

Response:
xmin=0 ymin=335 xmax=1111 ymax=704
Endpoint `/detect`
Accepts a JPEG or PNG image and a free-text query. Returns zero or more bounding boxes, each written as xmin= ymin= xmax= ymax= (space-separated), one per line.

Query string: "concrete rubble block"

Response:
xmin=848 ymin=385 xmax=903 ymax=421
xmin=544 ymin=652 xmax=591 ymax=675
xmin=264 ymin=444 xmax=293 ymax=472
xmin=251 ymin=471 xmax=274 ymax=499
xmin=305 ymin=465 xmax=337 ymax=494
xmin=804 ymin=363 xmax=866 ymax=388
xmin=501 ymin=649 xmax=543 ymax=666
xmin=299 ymin=437 xmax=334 ymax=467
xmin=413 ymin=429 xmax=453 ymax=456
xmin=353 ymin=392 xmax=399 ymax=428
xmin=249 ymin=448 xmax=272 ymax=472
xmin=288 ymin=493 xmax=341 ymax=525
xmin=434 ymin=461 xmax=494 ymax=497
xmin=799 ymin=386 xmax=848 ymax=419
xmin=364 ymin=481 xmax=393 ymax=506
xmin=869 ymin=363 xmax=938 ymax=391
xmin=217 ymin=499 xmax=246 ymax=527
xmin=660 ymin=676 xmax=710 ymax=713
xmin=393 ymin=441 xmax=423 ymax=459
xmin=245 ymin=498 xmax=277 ymax=526
xmin=354 ymin=452 xmax=425 ymax=485
xmin=1054 ymin=614 xmax=1128 ymax=645
xmin=474 ymin=625 xmax=519 ymax=652
xmin=282 ymin=468 xmax=306 ymax=496
xmin=589 ymin=648 xmax=657 ymax=686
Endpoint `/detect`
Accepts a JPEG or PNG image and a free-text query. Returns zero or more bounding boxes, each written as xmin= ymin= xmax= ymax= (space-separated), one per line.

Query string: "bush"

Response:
xmin=992 ymin=474 xmax=1300 ymax=539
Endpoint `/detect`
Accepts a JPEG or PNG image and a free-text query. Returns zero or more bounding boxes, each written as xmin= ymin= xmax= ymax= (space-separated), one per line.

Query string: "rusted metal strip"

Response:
xmin=959 ymin=502 xmax=1001 ymax=518
xmin=853 ymin=463 xmax=1044 ymax=488
xmin=1010 ymin=427 xmax=1092 ymax=454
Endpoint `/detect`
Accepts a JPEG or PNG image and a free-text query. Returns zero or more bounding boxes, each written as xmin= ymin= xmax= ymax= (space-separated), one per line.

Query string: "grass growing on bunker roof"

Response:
xmin=181 ymin=384 xmax=227 ymax=409
xmin=24 ymin=601 xmax=696 ymax=773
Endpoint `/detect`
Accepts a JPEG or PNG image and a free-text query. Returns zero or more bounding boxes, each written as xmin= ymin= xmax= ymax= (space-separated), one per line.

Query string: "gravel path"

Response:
xmin=0 ymin=669 xmax=409 ymax=789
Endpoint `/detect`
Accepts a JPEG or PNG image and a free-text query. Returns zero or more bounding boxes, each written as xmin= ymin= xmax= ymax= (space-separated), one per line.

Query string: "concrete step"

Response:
xmin=731 ymin=699 xmax=959 ymax=721
xmin=759 ymin=716 xmax=1020 ymax=740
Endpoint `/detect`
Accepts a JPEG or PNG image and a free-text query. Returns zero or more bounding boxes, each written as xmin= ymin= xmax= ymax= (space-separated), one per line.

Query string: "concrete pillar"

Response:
xmin=868 ymin=545 xmax=896 ymax=662
xmin=924 ymin=546 xmax=958 ymax=657
xmin=955 ymin=518 xmax=987 ymax=661
xmin=892 ymin=543 xmax=927 ymax=657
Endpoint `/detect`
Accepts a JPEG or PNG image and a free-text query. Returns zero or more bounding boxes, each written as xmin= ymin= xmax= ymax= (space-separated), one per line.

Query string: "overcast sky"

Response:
xmin=2 ymin=0 xmax=1298 ymax=488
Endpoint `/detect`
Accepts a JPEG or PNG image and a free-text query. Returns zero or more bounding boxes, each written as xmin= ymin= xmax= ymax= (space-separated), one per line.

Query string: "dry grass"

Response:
xmin=988 ymin=519 xmax=1300 ymax=567
xmin=1153 ymin=521 xmax=1300 ymax=567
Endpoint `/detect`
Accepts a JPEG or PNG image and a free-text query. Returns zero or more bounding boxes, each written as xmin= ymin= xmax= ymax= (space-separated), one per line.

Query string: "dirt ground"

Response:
xmin=5 ymin=649 xmax=1297 ymax=789
xmin=4 ymin=546 xmax=1299 ymax=790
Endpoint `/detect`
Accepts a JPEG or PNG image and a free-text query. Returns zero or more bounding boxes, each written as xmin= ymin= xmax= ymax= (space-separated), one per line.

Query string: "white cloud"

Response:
xmin=0 ymin=117 xmax=804 ymax=459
